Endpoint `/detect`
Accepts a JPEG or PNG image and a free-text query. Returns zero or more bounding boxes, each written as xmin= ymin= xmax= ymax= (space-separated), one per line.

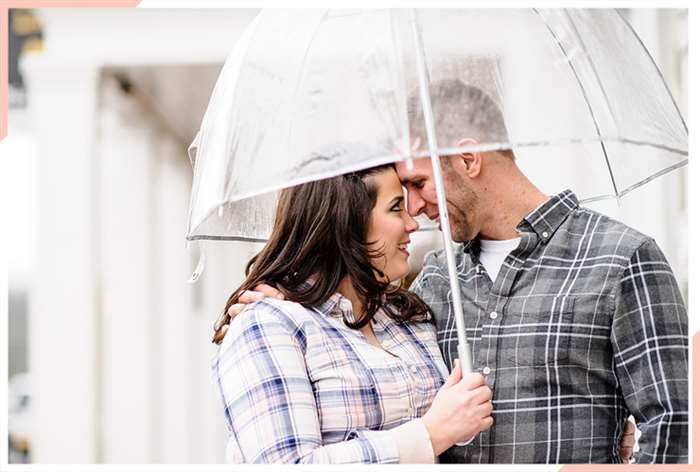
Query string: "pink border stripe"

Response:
xmin=0 ymin=3 xmax=694 ymax=468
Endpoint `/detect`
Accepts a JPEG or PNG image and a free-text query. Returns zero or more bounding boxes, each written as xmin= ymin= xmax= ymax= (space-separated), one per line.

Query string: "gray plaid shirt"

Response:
xmin=411 ymin=190 xmax=688 ymax=464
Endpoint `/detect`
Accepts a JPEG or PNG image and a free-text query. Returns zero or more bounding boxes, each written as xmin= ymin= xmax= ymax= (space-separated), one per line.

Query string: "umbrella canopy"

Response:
xmin=187 ymin=8 xmax=687 ymax=242
xmin=186 ymin=8 xmax=687 ymax=372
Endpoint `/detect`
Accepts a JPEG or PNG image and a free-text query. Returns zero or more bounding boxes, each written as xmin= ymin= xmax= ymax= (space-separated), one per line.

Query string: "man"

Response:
xmin=229 ymin=79 xmax=685 ymax=463
xmin=395 ymin=79 xmax=688 ymax=463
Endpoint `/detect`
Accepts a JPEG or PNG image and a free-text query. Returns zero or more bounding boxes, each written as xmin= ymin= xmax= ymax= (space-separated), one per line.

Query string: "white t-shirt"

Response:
xmin=479 ymin=237 xmax=521 ymax=282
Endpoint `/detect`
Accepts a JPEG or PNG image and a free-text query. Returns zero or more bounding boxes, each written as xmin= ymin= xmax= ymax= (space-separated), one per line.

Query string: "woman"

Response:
xmin=211 ymin=164 xmax=493 ymax=463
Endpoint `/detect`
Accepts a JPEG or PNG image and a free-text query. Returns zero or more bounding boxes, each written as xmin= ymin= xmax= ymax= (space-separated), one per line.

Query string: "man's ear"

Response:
xmin=455 ymin=137 xmax=482 ymax=178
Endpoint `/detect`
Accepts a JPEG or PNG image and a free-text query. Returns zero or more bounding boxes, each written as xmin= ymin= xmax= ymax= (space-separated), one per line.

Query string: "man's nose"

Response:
xmin=406 ymin=192 xmax=424 ymax=217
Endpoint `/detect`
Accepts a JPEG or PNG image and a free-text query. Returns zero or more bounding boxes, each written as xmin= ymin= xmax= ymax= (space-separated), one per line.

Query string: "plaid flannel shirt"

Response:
xmin=212 ymin=292 xmax=448 ymax=463
xmin=411 ymin=190 xmax=688 ymax=464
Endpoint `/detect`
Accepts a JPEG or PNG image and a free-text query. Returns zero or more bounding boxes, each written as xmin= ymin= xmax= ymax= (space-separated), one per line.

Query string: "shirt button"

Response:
xmin=489 ymin=311 xmax=498 ymax=320
xmin=410 ymin=365 xmax=418 ymax=374
xmin=483 ymin=366 xmax=492 ymax=375
xmin=542 ymin=231 xmax=550 ymax=238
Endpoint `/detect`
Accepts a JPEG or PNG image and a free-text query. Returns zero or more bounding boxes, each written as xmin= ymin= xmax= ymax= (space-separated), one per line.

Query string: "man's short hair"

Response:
xmin=408 ymin=79 xmax=510 ymax=151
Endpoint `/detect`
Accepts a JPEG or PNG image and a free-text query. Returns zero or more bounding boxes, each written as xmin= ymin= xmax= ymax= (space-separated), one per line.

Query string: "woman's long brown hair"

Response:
xmin=212 ymin=164 xmax=433 ymax=344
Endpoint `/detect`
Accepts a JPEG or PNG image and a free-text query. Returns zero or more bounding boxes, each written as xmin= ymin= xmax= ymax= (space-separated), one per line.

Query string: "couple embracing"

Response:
xmin=210 ymin=80 xmax=688 ymax=464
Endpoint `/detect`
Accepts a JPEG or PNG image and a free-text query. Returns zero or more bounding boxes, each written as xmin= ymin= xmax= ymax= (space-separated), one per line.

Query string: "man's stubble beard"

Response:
xmin=447 ymin=198 xmax=476 ymax=242
xmin=444 ymin=177 xmax=479 ymax=243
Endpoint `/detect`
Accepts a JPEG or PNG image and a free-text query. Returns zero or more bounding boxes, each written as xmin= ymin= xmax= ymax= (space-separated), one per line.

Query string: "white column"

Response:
xmin=23 ymin=57 xmax=101 ymax=463
xmin=96 ymin=76 xmax=158 ymax=463
xmin=151 ymin=130 xmax=194 ymax=463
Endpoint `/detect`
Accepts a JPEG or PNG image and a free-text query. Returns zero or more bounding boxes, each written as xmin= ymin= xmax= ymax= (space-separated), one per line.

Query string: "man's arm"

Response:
xmin=611 ymin=238 xmax=688 ymax=463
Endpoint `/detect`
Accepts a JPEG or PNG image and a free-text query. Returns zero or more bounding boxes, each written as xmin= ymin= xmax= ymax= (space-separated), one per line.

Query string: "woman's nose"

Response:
xmin=405 ymin=215 xmax=419 ymax=233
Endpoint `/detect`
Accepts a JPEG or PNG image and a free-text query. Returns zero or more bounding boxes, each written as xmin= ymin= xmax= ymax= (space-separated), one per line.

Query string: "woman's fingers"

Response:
xmin=474 ymin=400 xmax=493 ymax=418
xmin=470 ymin=385 xmax=493 ymax=404
xmin=461 ymin=372 xmax=486 ymax=390
xmin=444 ymin=359 xmax=462 ymax=387
xmin=479 ymin=415 xmax=494 ymax=432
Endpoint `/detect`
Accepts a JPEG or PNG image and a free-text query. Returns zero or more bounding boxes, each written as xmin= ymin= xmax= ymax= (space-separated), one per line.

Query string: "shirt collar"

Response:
xmin=462 ymin=189 xmax=579 ymax=261
xmin=300 ymin=280 xmax=358 ymax=322
xmin=518 ymin=189 xmax=578 ymax=241
xmin=301 ymin=279 xmax=421 ymax=324
xmin=314 ymin=292 xmax=349 ymax=319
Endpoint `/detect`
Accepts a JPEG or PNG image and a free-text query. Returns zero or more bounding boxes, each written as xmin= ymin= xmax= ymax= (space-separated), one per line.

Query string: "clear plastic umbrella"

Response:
xmin=186 ymin=9 xmax=688 ymax=372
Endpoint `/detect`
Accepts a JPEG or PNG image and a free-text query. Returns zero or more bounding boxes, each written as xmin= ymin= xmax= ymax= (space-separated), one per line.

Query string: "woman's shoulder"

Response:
xmin=230 ymin=297 xmax=314 ymax=331
xmin=220 ymin=298 xmax=322 ymax=349
xmin=215 ymin=299 xmax=312 ymax=356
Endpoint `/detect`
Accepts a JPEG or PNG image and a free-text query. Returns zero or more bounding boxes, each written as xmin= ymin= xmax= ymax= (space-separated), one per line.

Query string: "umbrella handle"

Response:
xmin=458 ymin=343 xmax=473 ymax=374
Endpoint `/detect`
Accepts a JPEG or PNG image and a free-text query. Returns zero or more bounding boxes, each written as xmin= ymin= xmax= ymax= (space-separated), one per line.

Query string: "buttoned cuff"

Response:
xmin=388 ymin=418 xmax=435 ymax=463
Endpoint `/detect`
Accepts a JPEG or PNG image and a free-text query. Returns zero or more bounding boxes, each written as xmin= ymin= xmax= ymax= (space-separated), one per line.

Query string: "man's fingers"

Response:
xmin=227 ymin=303 xmax=245 ymax=317
xmin=253 ymin=283 xmax=284 ymax=300
xmin=227 ymin=285 xmax=284 ymax=318
xmin=619 ymin=447 xmax=633 ymax=463
xmin=620 ymin=419 xmax=636 ymax=447
xmin=618 ymin=418 xmax=636 ymax=462
xmin=238 ymin=290 xmax=266 ymax=304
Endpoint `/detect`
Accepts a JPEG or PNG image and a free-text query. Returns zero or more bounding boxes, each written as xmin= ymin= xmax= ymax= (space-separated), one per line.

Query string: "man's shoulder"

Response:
xmin=567 ymin=206 xmax=653 ymax=256
xmin=411 ymin=245 xmax=472 ymax=296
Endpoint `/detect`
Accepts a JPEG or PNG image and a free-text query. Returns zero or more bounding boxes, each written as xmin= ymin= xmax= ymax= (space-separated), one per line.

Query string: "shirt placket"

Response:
xmin=374 ymin=314 xmax=420 ymax=418
xmin=471 ymin=230 xmax=540 ymax=462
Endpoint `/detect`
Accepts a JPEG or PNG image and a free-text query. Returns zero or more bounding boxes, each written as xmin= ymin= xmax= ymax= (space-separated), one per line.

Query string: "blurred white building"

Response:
xmin=5 ymin=7 xmax=688 ymax=464
xmin=14 ymin=8 xmax=261 ymax=463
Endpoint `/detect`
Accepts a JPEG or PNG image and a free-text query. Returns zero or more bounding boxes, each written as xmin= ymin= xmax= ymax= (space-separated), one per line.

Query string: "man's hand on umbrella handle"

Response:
xmin=618 ymin=417 xmax=636 ymax=463
xmin=227 ymin=284 xmax=284 ymax=317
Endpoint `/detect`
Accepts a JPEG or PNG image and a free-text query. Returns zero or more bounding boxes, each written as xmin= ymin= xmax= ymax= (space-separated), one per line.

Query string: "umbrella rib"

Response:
xmin=579 ymin=158 xmax=687 ymax=204
xmin=614 ymin=138 xmax=687 ymax=156
xmin=532 ymin=8 xmax=619 ymax=198
xmin=186 ymin=222 xmax=442 ymax=242
xmin=186 ymin=235 xmax=268 ymax=243
xmin=616 ymin=159 xmax=688 ymax=198
xmin=616 ymin=10 xmax=688 ymax=135
xmin=410 ymin=138 xmax=687 ymax=159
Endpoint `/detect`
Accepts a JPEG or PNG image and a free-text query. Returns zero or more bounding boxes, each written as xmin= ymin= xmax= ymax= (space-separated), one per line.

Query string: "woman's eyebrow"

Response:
xmin=390 ymin=195 xmax=404 ymax=205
